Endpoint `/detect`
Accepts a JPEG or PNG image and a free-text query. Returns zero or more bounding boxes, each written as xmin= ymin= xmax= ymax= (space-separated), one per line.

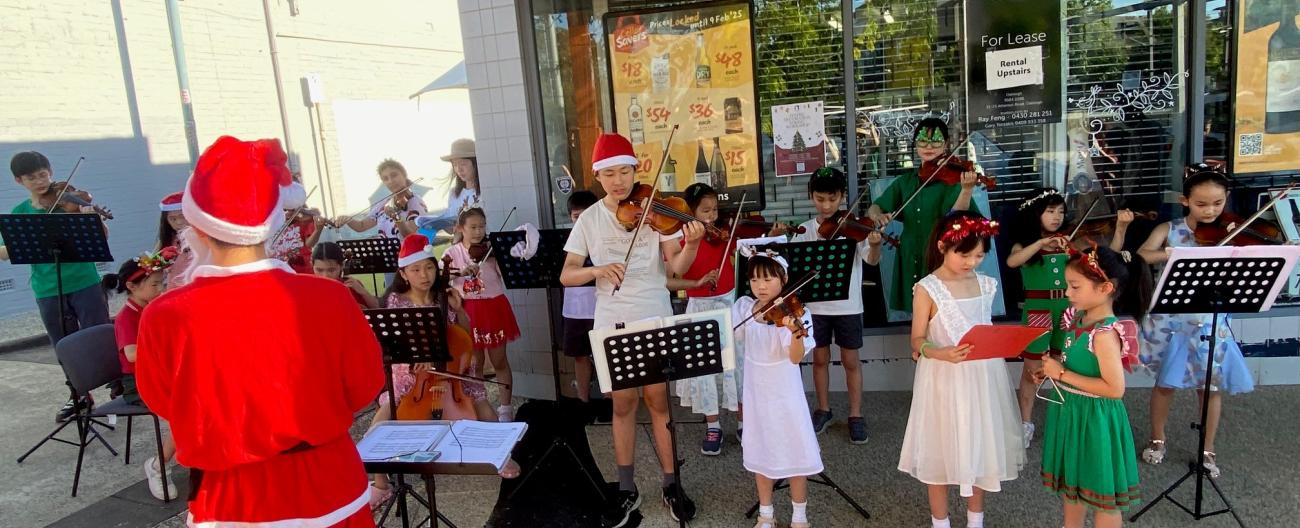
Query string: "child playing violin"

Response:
xmin=791 ymin=167 xmax=881 ymax=445
xmin=442 ymin=207 xmax=521 ymax=422
xmin=1 ymin=151 xmax=110 ymax=422
xmin=666 ymin=182 xmax=745 ymax=455
xmin=311 ymin=242 xmax=379 ymax=309
xmin=1005 ymin=188 xmax=1133 ymax=447
xmin=1133 ymin=164 xmax=1255 ymax=478
xmin=734 ymin=251 xmax=821 ymax=528
xmin=868 ymin=118 xmax=981 ymax=314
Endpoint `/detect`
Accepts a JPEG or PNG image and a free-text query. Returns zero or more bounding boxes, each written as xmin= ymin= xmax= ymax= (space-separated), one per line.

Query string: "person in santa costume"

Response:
xmin=135 ymin=136 xmax=384 ymax=528
xmin=560 ymin=133 xmax=704 ymax=526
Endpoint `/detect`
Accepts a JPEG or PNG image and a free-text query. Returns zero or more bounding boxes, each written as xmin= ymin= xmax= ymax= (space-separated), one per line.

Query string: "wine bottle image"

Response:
xmin=694 ymin=141 xmax=711 ymax=185
xmin=660 ymin=156 xmax=677 ymax=192
xmin=629 ymin=96 xmax=645 ymax=144
xmin=725 ymin=97 xmax=743 ymax=134
xmin=1266 ymin=11 xmax=1300 ymax=134
xmin=694 ymin=34 xmax=712 ymax=89
xmin=709 ymin=137 xmax=727 ymax=190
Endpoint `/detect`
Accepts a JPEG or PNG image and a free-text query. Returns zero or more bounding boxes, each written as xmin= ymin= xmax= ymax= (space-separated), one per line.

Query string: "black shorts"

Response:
xmin=562 ymin=317 xmax=595 ymax=358
xmin=811 ymin=313 xmax=864 ymax=350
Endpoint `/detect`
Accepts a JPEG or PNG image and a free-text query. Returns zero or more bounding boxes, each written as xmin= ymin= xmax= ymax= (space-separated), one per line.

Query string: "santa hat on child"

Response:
xmin=181 ymin=136 xmax=307 ymax=245
xmin=397 ymin=234 xmax=436 ymax=268
xmin=158 ymin=191 xmax=183 ymax=212
xmin=591 ymin=133 xmax=638 ymax=172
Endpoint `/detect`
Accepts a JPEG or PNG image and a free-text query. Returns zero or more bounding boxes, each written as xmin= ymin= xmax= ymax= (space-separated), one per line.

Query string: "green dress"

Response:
xmin=1041 ymin=314 xmax=1141 ymax=512
xmin=874 ymin=169 xmax=975 ymax=312
xmin=1020 ymin=252 xmax=1071 ymax=357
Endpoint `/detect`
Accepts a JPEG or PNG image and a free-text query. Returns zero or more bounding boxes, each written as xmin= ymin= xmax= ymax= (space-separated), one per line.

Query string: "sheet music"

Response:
xmin=435 ymin=421 xmax=527 ymax=470
xmin=356 ymin=423 xmax=448 ymax=461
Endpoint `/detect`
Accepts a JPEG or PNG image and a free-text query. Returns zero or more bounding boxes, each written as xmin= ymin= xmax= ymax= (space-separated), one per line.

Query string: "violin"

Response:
xmin=919 ymin=156 xmax=996 ymax=190
xmin=616 ymin=182 xmax=726 ymax=239
xmin=816 ymin=210 xmax=900 ymax=247
xmin=1048 ymin=210 xmax=1158 ymax=252
xmin=37 ymin=181 xmax=114 ymax=220
xmin=714 ymin=213 xmax=804 ymax=241
xmin=756 ymin=293 xmax=810 ymax=339
xmin=467 ymin=242 xmax=490 ymax=261
xmin=382 ymin=188 xmax=416 ymax=222
xmin=1192 ymin=183 xmax=1297 ymax=247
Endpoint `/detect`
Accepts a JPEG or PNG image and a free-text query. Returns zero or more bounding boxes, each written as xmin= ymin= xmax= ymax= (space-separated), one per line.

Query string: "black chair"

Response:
xmin=54 ymin=324 xmax=170 ymax=500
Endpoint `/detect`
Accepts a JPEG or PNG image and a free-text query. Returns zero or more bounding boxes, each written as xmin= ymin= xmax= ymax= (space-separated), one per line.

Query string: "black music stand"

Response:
xmin=2 ymin=213 xmax=118 ymax=462
xmin=594 ymin=316 xmax=731 ymax=528
xmin=362 ymin=306 xmax=455 ymax=528
xmin=736 ymin=239 xmax=857 ymax=302
xmin=1129 ymin=246 xmax=1300 ymax=527
xmin=489 ymin=228 xmax=573 ymax=290
xmin=339 ymin=237 xmax=401 ymax=295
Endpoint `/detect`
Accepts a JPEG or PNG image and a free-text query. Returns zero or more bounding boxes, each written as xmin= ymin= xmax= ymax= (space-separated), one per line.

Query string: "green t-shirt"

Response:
xmin=2 ymin=199 xmax=102 ymax=298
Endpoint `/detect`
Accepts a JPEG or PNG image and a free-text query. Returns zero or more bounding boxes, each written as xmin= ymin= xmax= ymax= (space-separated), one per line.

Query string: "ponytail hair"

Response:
xmin=102 ymin=260 xmax=146 ymax=294
xmin=1068 ymin=245 xmax=1153 ymax=321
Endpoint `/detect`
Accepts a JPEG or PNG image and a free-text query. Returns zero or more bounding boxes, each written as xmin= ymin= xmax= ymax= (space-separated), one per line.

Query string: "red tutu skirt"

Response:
xmin=463 ymin=295 xmax=520 ymax=350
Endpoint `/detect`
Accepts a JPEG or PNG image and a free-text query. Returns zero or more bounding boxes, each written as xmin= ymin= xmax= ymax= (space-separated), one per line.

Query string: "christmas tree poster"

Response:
xmin=773 ymin=101 xmax=825 ymax=177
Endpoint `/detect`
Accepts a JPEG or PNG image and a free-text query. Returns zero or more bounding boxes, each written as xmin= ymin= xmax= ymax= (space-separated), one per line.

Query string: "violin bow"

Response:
xmin=888 ymin=136 xmax=972 ymax=222
xmin=732 ymin=269 xmax=821 ymax=330
xmin=329 ymin=177 xmax=425 ymax=229
xmin=1065 ymin=195 xmax=1104 ymax=241
xmin=44 ymin=156 xmax=86 ymax=214
xmin=613 ymin=124 xmax=679 ymax=295
xmin=268 ymin=185 xmax=319 ymax=245
xmin=428 ymin=367 xmax=511 ymax=389
xmin=710 ymin=192 xmax=750 ymax=292
xmin=829 ymin=185 xmax=874 ymax=239
xmin=475 ymin=206 xmax=517 ymax=263
xmin=1217 ymin=182 xmax=1299 ymax=247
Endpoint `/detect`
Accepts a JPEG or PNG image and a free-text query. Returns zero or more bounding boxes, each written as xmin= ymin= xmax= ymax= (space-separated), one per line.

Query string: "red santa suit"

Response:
xmin=135 ymin=136 xmax=382 ymax=527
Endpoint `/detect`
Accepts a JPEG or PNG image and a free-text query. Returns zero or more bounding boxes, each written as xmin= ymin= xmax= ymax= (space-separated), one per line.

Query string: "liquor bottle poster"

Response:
xmin=604 ymin=1 xmax=763 ymax=209
xmin=1232 ymin=0 xmax=1300 ymax=175
xmin=964 ymin=0 xmax=1063 ymax=131
xmin=772 ymin=101 xmax=826 ymax=177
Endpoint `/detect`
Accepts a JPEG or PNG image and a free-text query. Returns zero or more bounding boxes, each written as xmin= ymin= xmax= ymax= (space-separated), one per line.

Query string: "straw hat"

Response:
xmin=440 ymin=138 xmax=476 ymax=161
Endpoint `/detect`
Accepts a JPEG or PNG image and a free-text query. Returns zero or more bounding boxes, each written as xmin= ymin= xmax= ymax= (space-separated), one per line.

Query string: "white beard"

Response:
xmin=179 ymin=227 xmax=213 ymax=285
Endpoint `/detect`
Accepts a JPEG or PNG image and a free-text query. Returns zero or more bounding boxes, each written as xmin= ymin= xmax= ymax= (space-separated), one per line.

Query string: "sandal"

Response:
xmin=1141 ymin=439 xmax=1166 ymax=465
xmin=368 ymin=482 xmax=393 ymax=510
xmin=498 ymin=457 xmax=521 ymax=479
xmin=1202 ymin=451 xmax=1221 ymax=479
xmin=752 ymin=516 xmax=775 ymax=528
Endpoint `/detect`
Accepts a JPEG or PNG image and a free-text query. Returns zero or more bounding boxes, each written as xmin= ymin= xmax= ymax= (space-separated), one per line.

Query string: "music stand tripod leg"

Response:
xmin=661 ymin=374 xmax=686 ymax=528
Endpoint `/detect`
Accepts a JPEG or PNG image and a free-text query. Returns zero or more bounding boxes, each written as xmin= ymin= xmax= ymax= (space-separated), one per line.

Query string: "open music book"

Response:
xmin=357 ymin=420 xmax=528 ymax=471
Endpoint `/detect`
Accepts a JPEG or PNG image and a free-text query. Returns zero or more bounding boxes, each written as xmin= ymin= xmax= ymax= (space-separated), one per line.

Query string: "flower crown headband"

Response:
xmin=127 ymin=246 xmax=179 ymax=283
xmin=939 ymin=216 xmax=999 ymax=244
xmin=1018 ymin=188 xmax=1061 ymax=211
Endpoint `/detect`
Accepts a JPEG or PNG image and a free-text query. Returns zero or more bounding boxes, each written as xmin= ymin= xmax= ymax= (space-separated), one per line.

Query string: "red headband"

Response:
xmin=1068 ymin=240 xmax=1108 ymax=282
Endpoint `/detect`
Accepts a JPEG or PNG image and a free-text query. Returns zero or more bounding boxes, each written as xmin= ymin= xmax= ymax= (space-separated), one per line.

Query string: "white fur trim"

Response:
xmin=186 ymin=488 xmax=367 ymax=528
xmin=159 ymin=202 xmax=182 ymax=212
xmin=397 ymin=249 xmax=434 ymax=268
xmin=591 ymin=155 xmax=638 ymax=172
xmin=189 ymin=258 xmax=294 ymax=279
xmin=182 ymin=178 xmax=284 ymax=245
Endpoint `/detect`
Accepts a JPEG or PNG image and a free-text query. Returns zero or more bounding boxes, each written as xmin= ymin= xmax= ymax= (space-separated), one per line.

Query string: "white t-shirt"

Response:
xmin=791 ymin=218 xmax=874 ymax=316
xmin=447 ymin=188 xmax=481 ymax=215
xmin=562 ymin=287 xmax=596 ymax=319
xmin=368 ymin=194 xmax=427 ymax=239
xmin=563 ymin=202 xmax=682 ymax=329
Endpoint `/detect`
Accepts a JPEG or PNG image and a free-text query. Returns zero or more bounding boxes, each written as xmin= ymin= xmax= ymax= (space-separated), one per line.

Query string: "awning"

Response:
xmin=410 ymin=61 xmax=467 ymax=99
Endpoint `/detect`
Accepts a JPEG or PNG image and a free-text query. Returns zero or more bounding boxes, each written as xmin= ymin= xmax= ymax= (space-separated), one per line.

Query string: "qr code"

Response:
xmin=1238 ymin=133 xmax=1263 ymax=156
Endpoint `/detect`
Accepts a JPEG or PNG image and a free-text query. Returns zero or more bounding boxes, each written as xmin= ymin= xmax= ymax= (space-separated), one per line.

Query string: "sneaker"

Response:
xmin=1141 ymin=439 xmax=1167 ymax=465
xmin=701 ymin=428 xmax=723 ymax=455
xmin=144 ymin=456 xmax=177 ymax=501
xmin=55 ymin=396 xmax=91 ymax=423
xmin=497 ymin=405 xmax=514 ymax=423
xmin=811 ymin=409 xmax=833 ymax=435
xmin=753 ymin=515 xmax=776 ymax=528
xmin=1022 ymin=421 xmax=1036 ymax=449
xmin=1202 ymin=451 xmax=1221 ymax=479
xmin=848 ymin=416 xmax=868 ymax=445
xmin=661 ymin=482 xmax=697 ymax=522
xmin=600 ymin=489 xmax=640 ymax=528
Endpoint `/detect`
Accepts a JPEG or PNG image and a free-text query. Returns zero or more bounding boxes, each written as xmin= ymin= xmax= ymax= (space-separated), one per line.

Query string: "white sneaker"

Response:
xmin=145 ymin=456 xmax=177 ymax=501
xmin=1022 ymin=421 xmax=1035 ymax=449
xmin=497 ymin=405 xmax=514 ymax=422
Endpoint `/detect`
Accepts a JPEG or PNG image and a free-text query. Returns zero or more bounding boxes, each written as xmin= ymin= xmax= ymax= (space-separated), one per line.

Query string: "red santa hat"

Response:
xmin=591 ymin=133 xmax=638 ymax=172
xmin=158 ymin=191 xmax=183 ymax=212
xmin=181 ymin=136 xmax=307 ymax=245
xmin=397 ymin=233 xmax=436 ymax=268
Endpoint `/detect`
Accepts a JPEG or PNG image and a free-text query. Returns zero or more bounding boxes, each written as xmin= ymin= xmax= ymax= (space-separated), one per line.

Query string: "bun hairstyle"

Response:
xmin=102 ymin=259 xmax=147 ymax=294
xmin=1013 ymin=187 xmax=1067 ymax=266
xmin=1183 ymin=161 xmax=1231 ymax=197
xmin=1068 ymin=245 xmax=1153 ymax=321
xmin=683 ymin=182 xmax=718 ymax=211
xmin=926 ymin=210 xmax=997 ymax=272
xmin=101 ymin=247 xmax=177 ymax=294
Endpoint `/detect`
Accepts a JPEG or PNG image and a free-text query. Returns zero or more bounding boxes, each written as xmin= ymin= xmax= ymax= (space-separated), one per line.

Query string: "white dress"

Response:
xmin=734 ymin=296 xmax=823 ymax=479
xmin=897 ymin=274 xmax=1024 ymax=497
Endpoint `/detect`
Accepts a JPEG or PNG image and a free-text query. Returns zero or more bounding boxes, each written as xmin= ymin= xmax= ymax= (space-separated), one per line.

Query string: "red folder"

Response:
xmin=957 ymin=325 xmax=1049 ymax=360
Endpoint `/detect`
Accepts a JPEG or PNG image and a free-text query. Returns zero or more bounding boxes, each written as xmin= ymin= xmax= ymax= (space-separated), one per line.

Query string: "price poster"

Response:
xmin=1232 ymin=1 xmax=1300 ymax=175
xmin=772 ymin=101 xmax=826 ymax=177
xmin=604 ymin=1 xmax=762 ymax=209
